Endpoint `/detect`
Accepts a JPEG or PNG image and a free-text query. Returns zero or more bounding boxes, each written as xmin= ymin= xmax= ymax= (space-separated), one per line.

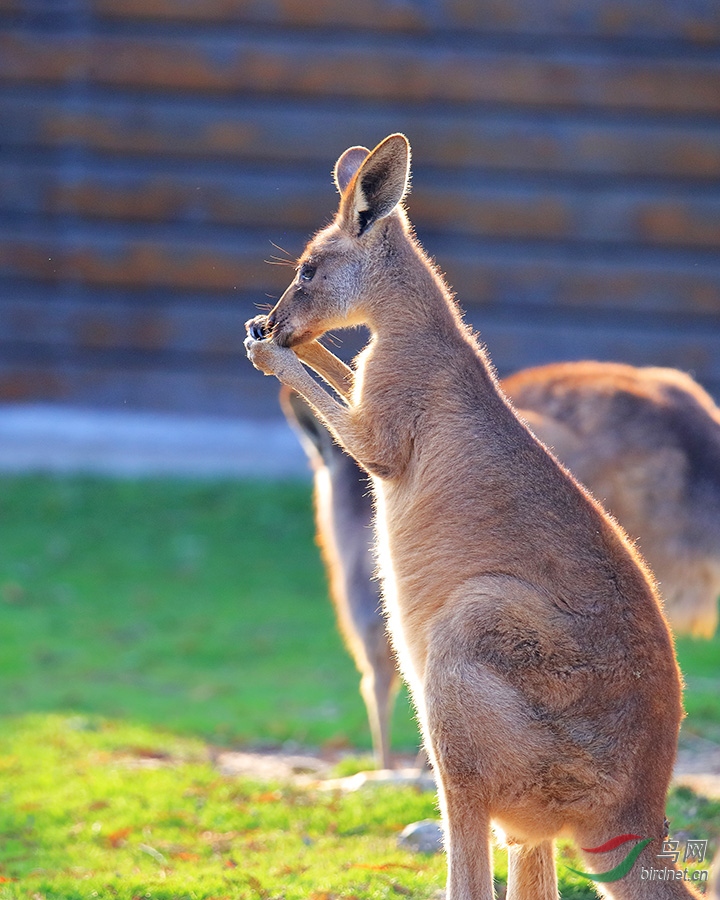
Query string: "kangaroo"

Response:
xmin=245 ymin=134 xmax=699 ymax=899
xmin=280 ymin=385 xmax=399 ymax=769
xmin=505 ymin=361 xmax=720 ymax=640
xmin=281 ymin=360 xmax=720 ymax=769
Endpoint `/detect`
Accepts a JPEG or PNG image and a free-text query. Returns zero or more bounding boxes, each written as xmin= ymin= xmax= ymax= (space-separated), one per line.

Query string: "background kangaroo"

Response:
xmin=282 ymin=362 xmax=719 ymax=768
xmin=245 ymin=133 xmax=700 ymax=899
xmin=280 ymin=385 xmax=399 ymax=770
xmin=506 ymin=361 xmax=720 ymax=641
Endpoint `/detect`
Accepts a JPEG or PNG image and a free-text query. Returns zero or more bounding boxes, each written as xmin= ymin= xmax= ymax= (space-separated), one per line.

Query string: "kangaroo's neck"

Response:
xmin=358 ymin=215 xmax=497 ymax=396
xmin=361 ymin=216 xmax=459 ymax=338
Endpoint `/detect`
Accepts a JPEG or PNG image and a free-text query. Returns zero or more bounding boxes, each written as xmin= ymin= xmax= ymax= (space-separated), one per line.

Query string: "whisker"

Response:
xmin=269 ymin=240 xmax=296 ymax=260
xmin=265 ymin=257 xmax=297 ymax=267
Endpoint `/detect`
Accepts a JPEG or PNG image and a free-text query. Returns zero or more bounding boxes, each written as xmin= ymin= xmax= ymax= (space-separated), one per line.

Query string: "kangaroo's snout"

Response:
xmin=269 ymin=307 xmax=320 ymax=349
xmin=260 ymin=281 xmax=313 ymax=348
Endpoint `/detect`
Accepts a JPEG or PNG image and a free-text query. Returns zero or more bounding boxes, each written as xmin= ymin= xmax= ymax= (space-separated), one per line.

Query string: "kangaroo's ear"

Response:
xmin=333 ymin=145 xmax=370 ymax=194
xmin=342 ymin=133 xmax=410 ymax=237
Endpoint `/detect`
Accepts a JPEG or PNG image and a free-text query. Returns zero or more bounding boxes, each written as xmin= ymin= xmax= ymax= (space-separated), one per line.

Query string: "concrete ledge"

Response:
xmin=0 ymin=405 xmax=309 ymax=479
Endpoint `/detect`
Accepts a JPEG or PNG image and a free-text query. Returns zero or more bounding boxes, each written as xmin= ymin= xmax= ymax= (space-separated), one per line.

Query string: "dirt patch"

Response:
xmin=211 ymin=737 xmax=720 ymax=799
xmin=675 ymin=735 xmax=720 ymax=799
xmin=214 ymin=750 xmax=332 ymax=782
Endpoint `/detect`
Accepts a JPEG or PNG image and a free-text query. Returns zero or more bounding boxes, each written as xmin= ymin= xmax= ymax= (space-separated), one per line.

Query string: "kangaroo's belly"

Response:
xmin=372 ymin=478 xmax=430 ymax=695
xmin=372 ymin=476 xmax=467 ymax=696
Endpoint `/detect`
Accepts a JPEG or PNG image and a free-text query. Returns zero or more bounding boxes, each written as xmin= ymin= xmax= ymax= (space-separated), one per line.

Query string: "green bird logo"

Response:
xmin=567 ymin=834 xmax=652 ymax=883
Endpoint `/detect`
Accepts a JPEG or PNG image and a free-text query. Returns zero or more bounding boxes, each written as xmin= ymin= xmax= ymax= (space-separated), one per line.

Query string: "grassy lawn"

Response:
xmin=0 ymin=714 xmax=447 ymax=900
xmin=0 ymin=476 xmax=718 ymax=898
xmin=0 ymin=476 xmax=418 ymax=750
xmin=0 ymin=714 xmax=716 ymax=900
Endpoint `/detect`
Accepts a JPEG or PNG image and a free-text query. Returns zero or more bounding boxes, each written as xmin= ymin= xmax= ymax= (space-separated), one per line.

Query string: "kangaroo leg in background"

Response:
xmin=282 ymin=386 xmax=401 ymax=770
xmin=506 ymin=841 xmax=558 ymax=900
xmin=360 ymin=633 xmax=400 ymax=769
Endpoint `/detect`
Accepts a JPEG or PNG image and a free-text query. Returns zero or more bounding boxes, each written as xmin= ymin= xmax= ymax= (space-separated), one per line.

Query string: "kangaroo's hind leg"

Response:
xmin=434 ymin=778 xmax=494 ymax=900
xmin=423 ymin=655 xmax=502 ymax=900
xmin=506 ymin=840 xmax=558 ymax=900
xmin=423 ymin=639 xmax=527 ymax=898
xmin=421 ymin=581 xmax=571 ymax=900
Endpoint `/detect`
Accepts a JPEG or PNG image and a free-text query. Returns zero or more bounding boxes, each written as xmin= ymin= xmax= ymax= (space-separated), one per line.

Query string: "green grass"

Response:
xmin=2 ymin=475 xmax=717 ymax=750
xmin=0 ymin=476 xmax=419 ymax=752
xmin=676 ymin=633 xmax=720 ymax=743
xmin=0 ymin=475 xmax=718 ymax=898
xmin=0 ymin=715 xmax=716 ymax=899
xmin=0 ymin=713 xmax=446 ymax=899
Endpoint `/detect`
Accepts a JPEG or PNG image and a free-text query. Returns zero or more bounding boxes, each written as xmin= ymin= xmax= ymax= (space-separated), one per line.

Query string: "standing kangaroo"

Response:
xmin=281 ymin=357 xmax=720 ymax=768
xmin=245 ymin=134 xmax=699 ymax=899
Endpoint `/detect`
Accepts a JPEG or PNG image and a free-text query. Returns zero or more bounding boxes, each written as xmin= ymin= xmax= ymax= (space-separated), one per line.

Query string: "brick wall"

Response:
xmin=2 ymin=0 xmax=720 ymax=417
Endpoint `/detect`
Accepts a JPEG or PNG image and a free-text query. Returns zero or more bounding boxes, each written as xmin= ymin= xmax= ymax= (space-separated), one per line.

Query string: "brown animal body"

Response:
xmin=506 ymin=361 xmax=720 ymax=640
xmin=245 ymin=134 xmax=699 ymax=899
xmin=281 ymin=364 xmax=718 ymax=768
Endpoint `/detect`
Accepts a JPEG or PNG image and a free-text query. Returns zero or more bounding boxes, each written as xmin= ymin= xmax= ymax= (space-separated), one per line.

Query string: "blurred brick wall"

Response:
xmin=1 ymin=0 xmax=720 ymax=417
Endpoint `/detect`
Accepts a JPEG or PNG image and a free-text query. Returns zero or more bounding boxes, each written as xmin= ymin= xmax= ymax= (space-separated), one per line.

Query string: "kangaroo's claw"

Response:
xmin=245 ymin=315 xmax=270 ymax=342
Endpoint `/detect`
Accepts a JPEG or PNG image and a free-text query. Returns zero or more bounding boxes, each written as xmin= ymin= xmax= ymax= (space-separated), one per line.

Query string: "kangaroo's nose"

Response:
xmin=266 ymin=312 xmax=277 ymax=332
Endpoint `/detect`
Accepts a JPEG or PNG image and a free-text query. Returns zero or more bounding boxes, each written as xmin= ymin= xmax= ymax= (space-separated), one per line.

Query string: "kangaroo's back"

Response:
xmin=505 ymin=361 xmax=720 ymax=637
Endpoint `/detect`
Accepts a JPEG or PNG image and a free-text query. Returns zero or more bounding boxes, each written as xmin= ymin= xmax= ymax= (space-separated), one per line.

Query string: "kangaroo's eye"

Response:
xmin=299 ymin=263 xmax=316 ymax=283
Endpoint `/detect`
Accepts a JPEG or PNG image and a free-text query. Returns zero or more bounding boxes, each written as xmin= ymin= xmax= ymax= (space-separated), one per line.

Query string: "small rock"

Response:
xmin=397 ymin=819 xmax=444 ymax=854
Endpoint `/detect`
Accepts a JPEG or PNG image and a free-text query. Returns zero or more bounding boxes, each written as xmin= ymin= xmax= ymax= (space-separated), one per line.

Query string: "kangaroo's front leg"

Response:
xmin=245 ymin=333 xmax=398 ymax=478
xmin=294 ymin=340 xmax=354 ymax=402
xmin=245 ymin=315 xmax=353 ymax=402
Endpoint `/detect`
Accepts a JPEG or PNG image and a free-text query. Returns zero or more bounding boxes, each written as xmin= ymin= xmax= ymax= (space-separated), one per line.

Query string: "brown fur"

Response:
xmin=245 ymin=134 xmax=699 ymax=899
xmin=505 ymin=361 xmax=720 ymax=638
xmin=280 ymin=357 xmax=719 ymax=767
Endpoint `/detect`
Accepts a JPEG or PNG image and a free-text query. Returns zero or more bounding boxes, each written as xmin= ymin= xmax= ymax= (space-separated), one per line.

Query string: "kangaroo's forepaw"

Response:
xmin=244 ymin=333 xmax=303 ymax=381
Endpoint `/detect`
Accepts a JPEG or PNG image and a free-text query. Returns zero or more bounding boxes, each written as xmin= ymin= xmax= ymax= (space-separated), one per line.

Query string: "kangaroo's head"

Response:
xmin=264 ymin=133 xmax=411 ymax=347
